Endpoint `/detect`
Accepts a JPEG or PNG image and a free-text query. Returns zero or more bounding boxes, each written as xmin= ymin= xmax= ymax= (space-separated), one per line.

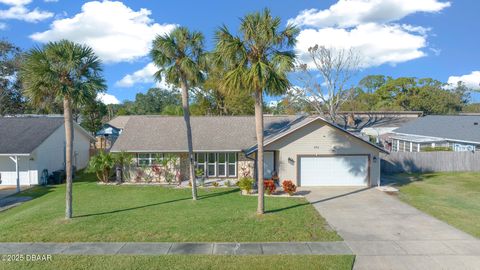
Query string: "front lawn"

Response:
xmin=389 ymin=172 xmax=480 ymax=238
xmin=0 ymin=255 xmax=354 ymax=270
xmin=0 ymin=173 xmax=340 ymax=242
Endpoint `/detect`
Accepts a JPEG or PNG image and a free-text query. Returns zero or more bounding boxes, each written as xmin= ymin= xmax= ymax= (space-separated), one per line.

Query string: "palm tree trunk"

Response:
xmin=255 ymin=90 xmax=264 ymax=215
xmin=180 ymin=77 xmax=197 ymax=200
xmin=63 ymin=97 xmax=73 ymax=219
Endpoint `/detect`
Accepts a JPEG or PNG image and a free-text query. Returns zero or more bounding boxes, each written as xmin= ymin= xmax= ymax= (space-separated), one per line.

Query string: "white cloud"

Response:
xmin=292 ymin=0 xmax=450 ymax=68
xmin=0 ymin=0 xmax=53 ymax=22
xmin=447 ymin=71 xmax=480 ymax=91
xmin=30 ymin=1 xmax=176 ymax=63
xmin=296 ymin=23 xmax=427 ymax=68
xmin=116 ymin=62 xmax=176 ymax=90
xmin=0 ymin=0 xmax=32 ymax=5
xmin=97 ymin=93 xmax=120 ymax=105
xmin=116 ymin=62 xmax=157 ymax=87
xmin=289 ymin=0 xmax=450 ymax=28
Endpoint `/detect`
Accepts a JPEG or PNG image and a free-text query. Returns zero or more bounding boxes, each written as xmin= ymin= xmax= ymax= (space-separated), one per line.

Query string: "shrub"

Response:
xmin=212 ymin=181 xmax=219 ymax=187
xmin=282 ymin=180 xmax=297 ymax=195
xmin=264 ymin=180 xmax=276 ymax=195
xmin=423 ymin=146 xmax=453 ymax=152
xmin=86 ymin=151 xmax=115 ymax=183
xmin=237 ymin=177 xmax=253 ymax=192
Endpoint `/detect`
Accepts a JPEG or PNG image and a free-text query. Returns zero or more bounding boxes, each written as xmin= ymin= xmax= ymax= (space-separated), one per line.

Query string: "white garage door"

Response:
xmin=299 ymin=156 xmax=368 ymax=186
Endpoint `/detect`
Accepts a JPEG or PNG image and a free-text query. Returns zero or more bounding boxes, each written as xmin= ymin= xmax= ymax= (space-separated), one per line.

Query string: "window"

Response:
xmin=137 ymin=153 xmax=163 ymax=166
xmin=412 ymin=143 xmax=420 ymax=152
xmin=195 ymin=153 xmax=206 ymax=176
xmin=207 ymin=153 xmax=216 ymax=177
xmin=406 ymin=142 xmax=412 ymax=152
xmin=392 ymin=140 xmax=398 ymax=152
xmin=194 ymin=152 xmax=237 ymax=177
xmin=217 ymin=153 xmax=227 ymax=177
xmin=228 ymin=153 xmax=237 ymax=177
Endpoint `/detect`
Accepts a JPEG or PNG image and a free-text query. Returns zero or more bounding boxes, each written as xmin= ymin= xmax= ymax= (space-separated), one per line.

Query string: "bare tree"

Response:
xmin=297 ymin=45 xmax=361 ymax=123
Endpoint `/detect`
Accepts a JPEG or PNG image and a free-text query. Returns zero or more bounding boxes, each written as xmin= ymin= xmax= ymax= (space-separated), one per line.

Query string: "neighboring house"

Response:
xmin=334 ymin=111 xmax=423 ymax=149
xmin=95 ymin=123 xmax=121 ymax=150
xmin=0 ymin=117 xmax=94 ymax=187
xmin=389 ymin=115 xmax=480 ymax=152
xmin=110 ymin=115 xmax=387 ymax=187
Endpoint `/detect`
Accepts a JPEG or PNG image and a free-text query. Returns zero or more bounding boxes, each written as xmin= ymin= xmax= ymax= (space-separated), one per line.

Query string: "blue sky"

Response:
xmin=1 ymin=0 xmax=479 ymax=104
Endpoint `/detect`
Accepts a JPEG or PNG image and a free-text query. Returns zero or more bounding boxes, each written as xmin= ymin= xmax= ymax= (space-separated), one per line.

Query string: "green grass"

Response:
xmin=0 ymin=173 xmax=340 ymax=242
xmin=390 ymin=172 xmax=480 ymax=238
xmin=0 ymin=255 xmax=355 ymax=270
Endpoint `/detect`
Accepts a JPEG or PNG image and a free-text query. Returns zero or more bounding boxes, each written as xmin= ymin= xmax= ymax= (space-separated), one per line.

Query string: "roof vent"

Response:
xmin=475 ymin=122 xmax=479 ymax=126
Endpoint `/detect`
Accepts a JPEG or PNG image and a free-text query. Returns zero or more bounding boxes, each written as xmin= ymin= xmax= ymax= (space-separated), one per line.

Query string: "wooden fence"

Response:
xmin=381 ymin=152 xmax=480 ymax=174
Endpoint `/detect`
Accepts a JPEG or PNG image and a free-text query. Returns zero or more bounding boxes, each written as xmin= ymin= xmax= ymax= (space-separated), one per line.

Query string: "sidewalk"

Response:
xmin=0 ymin=242 xmax=352 ymax=255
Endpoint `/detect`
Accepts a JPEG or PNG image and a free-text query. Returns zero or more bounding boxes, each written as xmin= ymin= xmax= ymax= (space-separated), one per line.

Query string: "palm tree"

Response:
xmin=21 ymin=40 xmax=106 ymax=219
xmin=151 ymin=27 xmax=205 ymax=200
xmin=214 ymin=9 xmax=298 ymax=214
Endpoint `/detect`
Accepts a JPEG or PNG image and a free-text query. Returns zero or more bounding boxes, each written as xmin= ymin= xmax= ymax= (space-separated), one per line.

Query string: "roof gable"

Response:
xmin=247 ymin=117 xmax=388 ymax=154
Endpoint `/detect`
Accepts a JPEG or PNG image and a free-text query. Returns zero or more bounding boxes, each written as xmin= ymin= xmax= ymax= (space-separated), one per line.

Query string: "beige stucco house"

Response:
xmin=110 ymin=115 xmax=387 ymax=187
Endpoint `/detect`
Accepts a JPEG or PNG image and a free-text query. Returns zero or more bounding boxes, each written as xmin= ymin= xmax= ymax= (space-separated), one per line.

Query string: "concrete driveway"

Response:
xmin=303 ymin=187 xmax=480 ymax=270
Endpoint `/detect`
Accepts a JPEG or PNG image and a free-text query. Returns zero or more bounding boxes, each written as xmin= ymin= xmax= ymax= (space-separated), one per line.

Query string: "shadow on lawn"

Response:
xmin=74 ymin=189 xmax=238 ymax=218
xmin=383 ymin=173 xmax=438 ymax=188
xmin=266 ymin=187 xmax=372 ymax=214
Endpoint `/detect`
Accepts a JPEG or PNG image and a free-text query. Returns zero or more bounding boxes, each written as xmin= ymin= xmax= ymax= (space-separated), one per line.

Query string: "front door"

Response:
xmin=263 ymin=152 xmax=275 ymax=179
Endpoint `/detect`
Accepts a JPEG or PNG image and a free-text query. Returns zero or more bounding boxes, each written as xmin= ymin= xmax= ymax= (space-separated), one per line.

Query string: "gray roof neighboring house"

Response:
xmin=0 ymin=117 xmax=65 ymax=155
xmin=392 ymin=115 xmax=480 ymax=144
xmin=334 ymin=112 xmax=422 ymax=131
xmin=110 ymin=115 xmax=387 ymax=154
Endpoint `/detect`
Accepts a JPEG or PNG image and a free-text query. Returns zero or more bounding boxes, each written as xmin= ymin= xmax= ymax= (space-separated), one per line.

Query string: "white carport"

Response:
xmin=0 ymin=117 xmax=94 ymax=190
xmin=0 ymin=154 xmax=30 ymax=192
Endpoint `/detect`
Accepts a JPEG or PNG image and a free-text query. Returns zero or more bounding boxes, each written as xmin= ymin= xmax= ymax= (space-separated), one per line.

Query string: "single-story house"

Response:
xmin=110 ymin=115 xmax=387 ymax=187
xmin=389 ymin=115 xmax=480 ymax=152
xmin=0 ymin=117 xmax=94 ymax=188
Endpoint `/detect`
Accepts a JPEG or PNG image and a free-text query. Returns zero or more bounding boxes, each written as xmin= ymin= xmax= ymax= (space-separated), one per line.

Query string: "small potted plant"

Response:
xmin=195 ymin=168 xmax=205 ymax=187
xmin=282 ymin=180 xmax=297 ymax=196
xmin=237 ymin=177 xmax=253 ymax=195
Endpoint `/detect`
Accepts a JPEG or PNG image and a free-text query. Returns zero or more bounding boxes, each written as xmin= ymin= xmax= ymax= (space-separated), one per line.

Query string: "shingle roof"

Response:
xmin=393 ymin=115 xmax=480 ymax=143
xmin=0 ymin=117 xmax=64 ymax=154
xmin=108 ymin=116 xmax=131 ymax=129
xmin=110 ymin=115 xmax=305 ymax=152
xmin=111 ymin=115 xmax=386 ymax=153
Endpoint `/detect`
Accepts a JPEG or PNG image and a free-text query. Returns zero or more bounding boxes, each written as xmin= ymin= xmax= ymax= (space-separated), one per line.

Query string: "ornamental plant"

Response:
xmin=86 ymin=151 xmax=115 ymax=183
xmin=282 ymin=180 xmax=297 ymax=196
xmin=237 ymin=177 xmax=253 ymax=193
xmin=264 ymin=180 xmax=276 ymax=195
